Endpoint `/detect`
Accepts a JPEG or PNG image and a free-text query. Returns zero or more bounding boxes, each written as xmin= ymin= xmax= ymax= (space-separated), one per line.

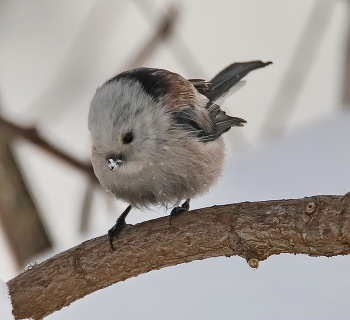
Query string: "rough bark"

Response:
xmin=8 ymin=193 xmax=350 ymax=320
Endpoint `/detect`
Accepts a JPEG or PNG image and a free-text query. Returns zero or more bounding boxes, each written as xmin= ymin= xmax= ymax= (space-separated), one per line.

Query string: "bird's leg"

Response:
xmin=108 ymin=205 xmax=132 ymax=251
xmin=170 ymin=198 xmax=190 ymax=225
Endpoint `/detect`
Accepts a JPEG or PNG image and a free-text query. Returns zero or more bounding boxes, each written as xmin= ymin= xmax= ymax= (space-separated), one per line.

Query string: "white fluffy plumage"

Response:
xmin=88 ymin=61 xmax=271 ymax=248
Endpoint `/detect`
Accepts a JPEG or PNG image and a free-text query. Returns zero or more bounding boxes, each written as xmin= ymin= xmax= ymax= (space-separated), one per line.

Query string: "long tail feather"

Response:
xmin=205 ymin=60 xmax=272 ymax=103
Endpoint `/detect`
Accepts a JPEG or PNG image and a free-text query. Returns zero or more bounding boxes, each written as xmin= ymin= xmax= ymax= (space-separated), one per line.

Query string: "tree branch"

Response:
xmin=0 ymin=116 xmax=95 ymax=180
xmin=8 ymin=193 xmax=350 ymax=319
xmin=125 ymin=4 xmax=179 ymax=70
xmin=0 ymin=137 xmax=52 ymax=266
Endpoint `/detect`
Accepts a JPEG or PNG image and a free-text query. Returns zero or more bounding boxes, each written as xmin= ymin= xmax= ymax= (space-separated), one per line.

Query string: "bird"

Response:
xmin=88 ymin=60 xmax=272 ymax=250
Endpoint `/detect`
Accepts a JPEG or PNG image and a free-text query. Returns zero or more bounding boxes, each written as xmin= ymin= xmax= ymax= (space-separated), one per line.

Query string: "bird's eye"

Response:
xmin=122 ymin=132 xmax=133 ymax=144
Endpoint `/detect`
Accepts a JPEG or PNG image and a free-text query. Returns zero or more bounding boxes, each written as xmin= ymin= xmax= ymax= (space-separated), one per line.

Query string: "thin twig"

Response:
xmin=342 ymin=1 xmax=350 ymax=108
xmin=79 ymin=180 xmax=95 ymax=233
xmin=0 ymin=137 xmax=52 ymax=266
xmin=260 ymin=1 xmax=334 ymax=138
xmin=125 ymin=4 xmax=179 ymax=69
xmin=29 ymin=0 xmax=123 ymax=118
xmin=0 ymin=116 xmax=95 ymax=180
xmin=133 ymin=0 xmax=205 ymax=75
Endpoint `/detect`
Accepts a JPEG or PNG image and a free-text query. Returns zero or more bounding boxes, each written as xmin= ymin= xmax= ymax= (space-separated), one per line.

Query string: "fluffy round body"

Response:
xmin=89 ymin=69 xmax=226 ymax=209
xmin=89 ymin=69 xmax=225 ymax=208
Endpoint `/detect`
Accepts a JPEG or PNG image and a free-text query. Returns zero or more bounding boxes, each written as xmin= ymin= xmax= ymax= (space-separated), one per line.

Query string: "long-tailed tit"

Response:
xmin=88 ymin=60 xmax=272 ymax=249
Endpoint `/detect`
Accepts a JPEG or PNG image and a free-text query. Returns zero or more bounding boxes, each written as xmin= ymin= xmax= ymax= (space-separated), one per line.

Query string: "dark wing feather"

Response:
xmin=187 ymin=79 xmax=212 ymax=95
xmin=203 ymin=61 xmax=272 ymax=102
xmin=172 ymin=102 xmax=246 ymax=143
xmin=202 ymin=102 xmax=246 ymax=142
xmin=176 ymin=60 xmax=271 ymax=142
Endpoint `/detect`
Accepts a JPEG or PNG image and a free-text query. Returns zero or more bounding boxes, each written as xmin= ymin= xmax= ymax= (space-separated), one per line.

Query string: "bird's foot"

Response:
xmin=108 ymin=218 xmax=126 ymax=251
xmin=108 ymin=205 xmax=132 ymax=251
xmin=170 ymin=199 xmax=190 ymax=225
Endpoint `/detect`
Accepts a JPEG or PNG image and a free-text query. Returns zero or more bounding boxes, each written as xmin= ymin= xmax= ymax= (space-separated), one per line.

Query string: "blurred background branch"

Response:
xmin=125 ymin=4 xmax=179 ymax=70
xmin=0 ymin=1 xmax=349 ymax=318
xmin=0 ymin=131 xmax=52 ymax=266
xmin=342 ymin=0 xmax=350 ymax=107
xmin=260 ymin=0 xmax=335 ymax=138
xmin=0 ymin=115 xmax=94 ymax=179
xmin=0 ymin=98 xmax=51 ymax=266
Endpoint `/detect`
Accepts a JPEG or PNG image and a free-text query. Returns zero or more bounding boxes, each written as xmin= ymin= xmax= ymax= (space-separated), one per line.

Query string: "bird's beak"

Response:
xmin=107 ymin=158 xmax=123 ymax=170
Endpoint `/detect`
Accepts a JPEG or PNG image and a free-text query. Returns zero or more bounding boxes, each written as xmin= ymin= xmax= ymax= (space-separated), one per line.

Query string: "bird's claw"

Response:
xmin=108 ymin=217 xmax=126 ymax=251
xmin=108 ymin=205 xmax=132 ymax=251
xmin=170 ymin=199 xmax=190 ymax=225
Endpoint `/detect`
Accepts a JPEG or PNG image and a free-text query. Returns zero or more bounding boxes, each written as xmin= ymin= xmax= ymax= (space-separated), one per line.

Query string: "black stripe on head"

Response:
xmin=107 ymin=68 xmax=169 ymax=101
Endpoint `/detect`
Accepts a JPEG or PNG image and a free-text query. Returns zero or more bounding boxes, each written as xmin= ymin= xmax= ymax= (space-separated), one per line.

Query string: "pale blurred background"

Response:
xmin=1 ymin=0 xmax=350 ymax=319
